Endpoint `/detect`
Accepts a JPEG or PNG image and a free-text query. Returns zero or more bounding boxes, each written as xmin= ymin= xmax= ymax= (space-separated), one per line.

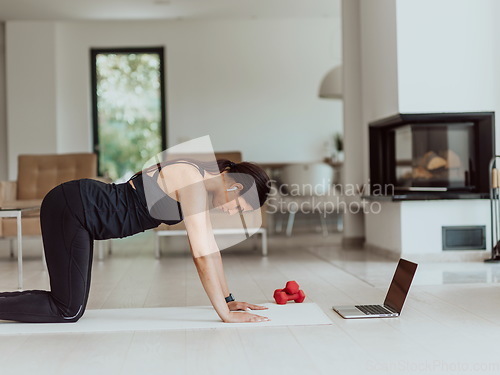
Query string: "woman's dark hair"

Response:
xmin=216 ymin=159 xmax=270 ymax=209
xmin=131 ymin=158 xmax=270 ymax=209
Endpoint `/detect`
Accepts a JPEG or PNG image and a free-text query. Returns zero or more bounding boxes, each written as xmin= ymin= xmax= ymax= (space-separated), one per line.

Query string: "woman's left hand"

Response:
xmin=227 ymin=301 xmax=268 ymax=311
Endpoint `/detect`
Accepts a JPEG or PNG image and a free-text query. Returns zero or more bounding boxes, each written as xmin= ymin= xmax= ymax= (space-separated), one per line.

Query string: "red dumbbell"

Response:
xmin=273 ymin=280 xmax=306 ymax=305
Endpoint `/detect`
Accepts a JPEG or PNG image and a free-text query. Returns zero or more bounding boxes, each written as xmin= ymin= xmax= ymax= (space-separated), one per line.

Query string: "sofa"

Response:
xmin=0 ymin=153 xmax=98 ymax=250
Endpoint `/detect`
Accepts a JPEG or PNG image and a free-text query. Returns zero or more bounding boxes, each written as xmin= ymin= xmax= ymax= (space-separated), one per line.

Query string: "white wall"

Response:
xmin=5 ymin=22 xmax=58 ymax=180
xmin=6 ymin=18 xmax=342 ymax=179
xmin=493 ymin=0 xmax=500 ymax=153
xmin=360 ymin=0 xmax=499 ymax=256
xmin=360 ymin=0 xmax=399 ymax=126
xmin=341 ymin=0 xmax=400 ymax=242
xmin=396 ymin=0 xmax=497 ymax=116
xmin=401 ymin=200 xmax=490 ymax=256
xmin=0 ymin=23 xmax=7 ymax=181
xmin=366 ymin=199 xmax=491 ymax=260
xmin=365 ymin=201 xmax=401 ymax=252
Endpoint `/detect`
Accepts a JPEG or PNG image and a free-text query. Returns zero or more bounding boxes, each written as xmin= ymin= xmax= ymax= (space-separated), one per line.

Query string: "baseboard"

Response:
xmin=364 ymin=243 xmax=491 ymax=262
xmin=400 ymin=251 xmax=491 ymax=263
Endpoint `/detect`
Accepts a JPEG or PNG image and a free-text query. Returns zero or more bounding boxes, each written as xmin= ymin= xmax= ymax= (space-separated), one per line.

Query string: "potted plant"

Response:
xmin=333 ymin=132 xmax=344 ymax=162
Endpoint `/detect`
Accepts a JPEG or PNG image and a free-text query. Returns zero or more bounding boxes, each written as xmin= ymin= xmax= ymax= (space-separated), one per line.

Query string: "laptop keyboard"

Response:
xmin=355 ymin=305 xmax=395 ymax=315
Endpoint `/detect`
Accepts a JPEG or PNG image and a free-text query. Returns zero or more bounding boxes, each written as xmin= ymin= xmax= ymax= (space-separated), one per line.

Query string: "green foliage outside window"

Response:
xmin=96 ymin=52 xmax=163 ymax=181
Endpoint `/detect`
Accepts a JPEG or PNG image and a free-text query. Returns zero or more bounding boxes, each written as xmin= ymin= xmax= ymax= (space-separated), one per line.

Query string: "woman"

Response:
xmin=0 ymin=158 xmax=271 ymax=323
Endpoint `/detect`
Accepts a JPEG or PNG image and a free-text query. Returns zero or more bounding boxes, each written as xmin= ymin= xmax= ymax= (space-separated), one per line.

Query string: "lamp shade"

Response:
xmin=318 ymin=65 xmax=342 ymax=99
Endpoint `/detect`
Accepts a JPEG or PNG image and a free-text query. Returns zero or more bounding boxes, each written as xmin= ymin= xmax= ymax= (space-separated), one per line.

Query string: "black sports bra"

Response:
xmin=128 ymin=161 xmax=206 ymax=224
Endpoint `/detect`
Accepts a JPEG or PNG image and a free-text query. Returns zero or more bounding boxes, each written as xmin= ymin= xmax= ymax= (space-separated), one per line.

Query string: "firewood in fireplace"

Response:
xmin=439 ymin=149 xmax=462 ymax=169
xmin=409 ymin=149 xmax=465 ymax=182
xmin=420 ymin=150 xmax=447 ymax=171
xmin=417 ymin=151 xmax=446 ymax=170
xmin=412 ymin=166 xmax=433 ymax=179
xmin=416 ymin=151 xmax=436 ymax=168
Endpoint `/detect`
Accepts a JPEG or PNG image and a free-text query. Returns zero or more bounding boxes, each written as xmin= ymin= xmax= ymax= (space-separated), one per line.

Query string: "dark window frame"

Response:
xmin=90 ymin=46 xmax=167 ymax=176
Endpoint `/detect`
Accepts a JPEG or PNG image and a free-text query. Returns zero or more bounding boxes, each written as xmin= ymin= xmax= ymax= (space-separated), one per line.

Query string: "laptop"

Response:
xmin=332 ymin=258 xmax=418 ymax=319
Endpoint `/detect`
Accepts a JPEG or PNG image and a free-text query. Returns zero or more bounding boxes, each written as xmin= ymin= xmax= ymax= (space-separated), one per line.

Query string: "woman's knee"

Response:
xmin=60 ymin=304 xmax=85 ymax=323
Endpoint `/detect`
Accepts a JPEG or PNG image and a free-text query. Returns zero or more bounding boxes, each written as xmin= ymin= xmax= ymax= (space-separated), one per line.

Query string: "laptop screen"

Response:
xmin=383 ymin=259 xmax=418 ymax=313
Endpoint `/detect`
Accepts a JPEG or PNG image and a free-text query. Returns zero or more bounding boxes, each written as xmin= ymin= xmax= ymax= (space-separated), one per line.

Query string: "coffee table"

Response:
xmin=0 ymin=206 xmax=40 ymax=290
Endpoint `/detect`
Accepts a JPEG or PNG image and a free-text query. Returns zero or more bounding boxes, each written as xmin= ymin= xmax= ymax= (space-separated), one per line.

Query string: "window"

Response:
xmin=90 ymin=47 xmax=167 ymax=181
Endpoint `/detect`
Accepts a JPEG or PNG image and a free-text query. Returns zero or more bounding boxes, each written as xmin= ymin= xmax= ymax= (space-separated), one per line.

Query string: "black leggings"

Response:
xmin=0 ymin=181 xmax=94 ymax=323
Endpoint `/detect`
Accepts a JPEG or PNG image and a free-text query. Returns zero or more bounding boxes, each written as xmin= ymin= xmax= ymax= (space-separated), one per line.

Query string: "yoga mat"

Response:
xmin=0 ymin=303 xmax=332 ymax=335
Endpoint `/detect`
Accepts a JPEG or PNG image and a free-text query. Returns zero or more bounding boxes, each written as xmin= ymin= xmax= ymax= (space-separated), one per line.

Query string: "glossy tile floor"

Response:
xmin=1 ymin=231 xmax=500 ymax=375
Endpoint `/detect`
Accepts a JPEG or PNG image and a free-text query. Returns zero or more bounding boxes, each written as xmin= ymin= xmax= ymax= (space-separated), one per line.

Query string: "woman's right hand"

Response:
xmin=223 ymin=311 xmax=270 ymax=323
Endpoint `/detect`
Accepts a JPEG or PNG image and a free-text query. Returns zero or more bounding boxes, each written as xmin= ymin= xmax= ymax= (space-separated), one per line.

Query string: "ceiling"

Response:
xmin=0 ymin=0 xmax=341 ymax=21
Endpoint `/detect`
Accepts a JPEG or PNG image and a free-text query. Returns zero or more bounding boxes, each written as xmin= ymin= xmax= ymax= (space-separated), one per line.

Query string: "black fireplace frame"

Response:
xmin=369 ymin=112 xmax=495 ymax=200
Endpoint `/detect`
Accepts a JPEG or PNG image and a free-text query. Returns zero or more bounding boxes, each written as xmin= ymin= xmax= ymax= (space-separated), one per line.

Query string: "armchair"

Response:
xmin=0 ymin=153 xmax=98 ymax=255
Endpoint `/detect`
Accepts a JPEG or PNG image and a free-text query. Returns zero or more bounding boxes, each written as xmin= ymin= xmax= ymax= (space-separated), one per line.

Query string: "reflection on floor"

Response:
xmin=305 ymin=234 xmax=500 ymax=287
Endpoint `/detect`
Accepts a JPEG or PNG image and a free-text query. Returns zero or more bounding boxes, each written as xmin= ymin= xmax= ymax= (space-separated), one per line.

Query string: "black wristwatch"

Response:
xmin=225 ymin=293 xmax=235 ymax=303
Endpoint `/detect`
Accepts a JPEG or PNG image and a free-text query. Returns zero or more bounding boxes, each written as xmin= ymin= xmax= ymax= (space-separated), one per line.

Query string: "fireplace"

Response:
xmin=369 ymin=112 xmax=495 ymax=199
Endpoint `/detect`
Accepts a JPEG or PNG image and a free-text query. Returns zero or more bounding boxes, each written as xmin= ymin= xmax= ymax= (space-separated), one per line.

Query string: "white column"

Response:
xmin=341 ymin=0 xmax=365 ymax=247
xmin=0 ymin=23 xmax=7 ymax=181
